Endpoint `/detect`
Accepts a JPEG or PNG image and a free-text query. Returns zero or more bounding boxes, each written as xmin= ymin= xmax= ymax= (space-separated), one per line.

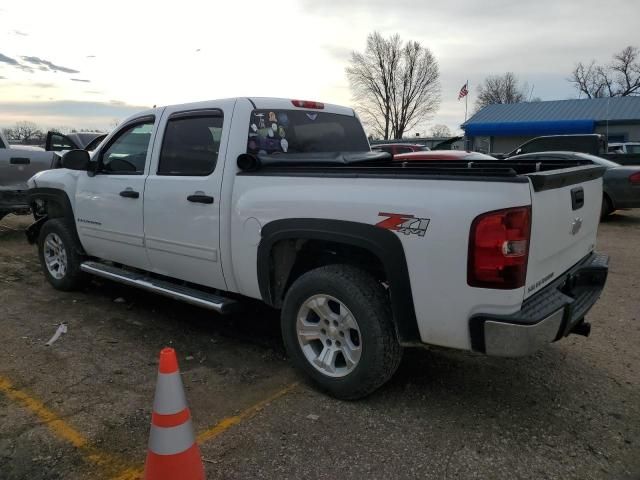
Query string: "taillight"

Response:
xmin=629 ymin=171 xmax=640 ymax=185
xmin=468 ymin=206 xmax=531 ymax=289
xmin=291 ymin=100 xmax=325 ymax=109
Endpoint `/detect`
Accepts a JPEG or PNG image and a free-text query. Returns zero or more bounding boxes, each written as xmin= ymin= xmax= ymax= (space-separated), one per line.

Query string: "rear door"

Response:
xmin=143 ymin=103 xmax=233 ymax=290
xmin=524 ymin=166 xmax=604 ymax=298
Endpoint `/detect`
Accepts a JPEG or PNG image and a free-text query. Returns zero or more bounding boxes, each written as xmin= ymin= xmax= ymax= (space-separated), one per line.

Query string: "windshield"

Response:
xmin=247 ymin=109 xmax=369 ymax=155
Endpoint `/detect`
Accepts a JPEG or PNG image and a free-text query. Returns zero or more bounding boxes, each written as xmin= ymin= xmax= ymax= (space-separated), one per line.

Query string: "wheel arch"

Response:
xmin=27 ymin=187 xmax=83 ymax=253
xmin=257 ymin=218 xmax=420 ymax=344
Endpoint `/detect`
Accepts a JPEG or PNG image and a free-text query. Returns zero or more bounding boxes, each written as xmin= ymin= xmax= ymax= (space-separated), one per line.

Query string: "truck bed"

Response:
xmin=238 ymin=153 xmax=606 ymax=190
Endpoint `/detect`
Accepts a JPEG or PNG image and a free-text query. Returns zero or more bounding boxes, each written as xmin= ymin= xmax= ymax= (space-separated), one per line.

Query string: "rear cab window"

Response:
xmin=246 ymin=109 xmax=369 ymax=155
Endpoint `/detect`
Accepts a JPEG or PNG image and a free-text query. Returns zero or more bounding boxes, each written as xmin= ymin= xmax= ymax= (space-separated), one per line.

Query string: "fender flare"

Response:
xmin=26 ymin=187 xmax=83 ymax=253
xmin=258 ymin=218 xmax=420 ymax=344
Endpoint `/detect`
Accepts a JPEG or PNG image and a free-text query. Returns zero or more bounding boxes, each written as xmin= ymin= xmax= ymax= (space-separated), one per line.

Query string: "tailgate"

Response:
xmin=524 ymin=165 xmax=605 ymax=299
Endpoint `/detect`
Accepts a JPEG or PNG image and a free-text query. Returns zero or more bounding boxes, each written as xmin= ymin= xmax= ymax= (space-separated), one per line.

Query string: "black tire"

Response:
xmin=37 ymin=218 xmax=86 ymax=291
xmin=600 ymin=194 xmax=613 ymax=221
xmin=281 ymin=265 xmax=403 ymax=400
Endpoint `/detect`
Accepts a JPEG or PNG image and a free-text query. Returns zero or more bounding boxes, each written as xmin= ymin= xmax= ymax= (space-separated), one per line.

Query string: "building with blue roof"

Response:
xmin=461 ymin=96 xmax=640 ymax=153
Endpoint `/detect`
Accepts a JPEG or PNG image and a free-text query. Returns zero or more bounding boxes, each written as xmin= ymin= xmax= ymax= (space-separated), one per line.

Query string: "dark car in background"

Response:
xmin=509 ymin=151 xmax=640 ymax=218
xmin=45 ymin=131 xmax=107 ymax=152
xmin=500 ymin=134 xmax=607 ymax=158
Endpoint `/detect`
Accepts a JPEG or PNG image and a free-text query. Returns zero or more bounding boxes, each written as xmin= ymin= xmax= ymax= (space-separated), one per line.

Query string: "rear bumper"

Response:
xmin=470 ymin=252 xmax=609 ymax=357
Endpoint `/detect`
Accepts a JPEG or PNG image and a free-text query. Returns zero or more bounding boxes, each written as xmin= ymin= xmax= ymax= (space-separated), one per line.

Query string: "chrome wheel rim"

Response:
xmin=43 ymin=233 xmax=68 ymax=280
xmin=296 ymin=294 xmax=362 ymax=378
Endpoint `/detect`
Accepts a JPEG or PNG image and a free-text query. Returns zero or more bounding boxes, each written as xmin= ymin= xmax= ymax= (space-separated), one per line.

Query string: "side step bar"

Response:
xmin=80 ymin=261 xmax=238 ymax=314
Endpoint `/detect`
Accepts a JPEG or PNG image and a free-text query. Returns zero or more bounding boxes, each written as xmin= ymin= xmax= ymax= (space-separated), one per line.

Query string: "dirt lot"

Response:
xmin=0 ymin=212 xmax=638 ymax=480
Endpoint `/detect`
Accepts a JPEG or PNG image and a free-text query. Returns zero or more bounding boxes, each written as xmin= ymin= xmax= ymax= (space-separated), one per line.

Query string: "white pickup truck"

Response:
xmin=26 ymin=97 xmax=609 ymax=399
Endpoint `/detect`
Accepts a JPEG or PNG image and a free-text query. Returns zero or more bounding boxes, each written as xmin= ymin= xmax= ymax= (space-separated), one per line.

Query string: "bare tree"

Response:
xmin=10 ymin=121 xmax=44 ymax=143
xmin=347 ymin=32 xmax=441 ymax=140
xmin=430 ymin=124 xmax=451 ymax=137
xmin=475 ymin=72 xmax=528 ymax=111
xmin=570 ymin=46 xmax=640 ymax=98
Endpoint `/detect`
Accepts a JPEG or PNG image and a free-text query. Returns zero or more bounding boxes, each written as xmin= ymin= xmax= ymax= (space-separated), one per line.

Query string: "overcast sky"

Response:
xmin=0 ymin=0 xmax=638 ymax=135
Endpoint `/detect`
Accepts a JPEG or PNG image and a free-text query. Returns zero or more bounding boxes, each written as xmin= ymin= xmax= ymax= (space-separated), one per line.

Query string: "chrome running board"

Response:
xmin=80 ymin=261 xmax=237 ymax=314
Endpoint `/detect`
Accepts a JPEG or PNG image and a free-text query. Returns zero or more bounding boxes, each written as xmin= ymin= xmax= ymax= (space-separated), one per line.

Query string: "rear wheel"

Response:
xmin=600 ymin=194 xmax=613 ymax=220
xmin=38 ymin=219 xmax=86 ymax=291
xmin=281 ymin=265 xmax=403 ymax=400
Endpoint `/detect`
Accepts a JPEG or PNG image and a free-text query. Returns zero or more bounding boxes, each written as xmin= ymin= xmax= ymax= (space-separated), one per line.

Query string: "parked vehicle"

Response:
xmin=500 ymin=134 xmax=606 ymax=158
xmin=608 ymin=142 xmax=640 ymax=154
xmin=394 ymin=150 xmax=495 ymax=161
xmin=509 ymin=151 xmax=640 ymax=219
xmin=0 ymin=129 xmax=58 ymax=220
xmin=45 ymin=131 xmax=107 ymax=153
xmin=372 ymin=143 xmax=429 ymax=157
xmin=26 ymin=97 xmax=609 ymax=399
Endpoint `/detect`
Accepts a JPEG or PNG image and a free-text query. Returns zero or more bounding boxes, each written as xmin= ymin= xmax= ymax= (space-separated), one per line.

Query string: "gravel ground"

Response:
xmin=0 ymin=211 xmax=638 ymax=480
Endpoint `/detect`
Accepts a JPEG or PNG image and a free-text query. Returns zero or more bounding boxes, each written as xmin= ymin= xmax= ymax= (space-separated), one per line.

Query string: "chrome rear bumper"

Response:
xmin=470 ymin=252 xmax=609 ymax=357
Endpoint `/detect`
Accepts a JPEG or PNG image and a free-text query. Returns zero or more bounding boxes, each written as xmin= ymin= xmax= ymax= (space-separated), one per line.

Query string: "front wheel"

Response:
xmin=37 ymin=219 xmax=86 ymax=291
xmin=281 ymin=265 xmax=403 ymax=400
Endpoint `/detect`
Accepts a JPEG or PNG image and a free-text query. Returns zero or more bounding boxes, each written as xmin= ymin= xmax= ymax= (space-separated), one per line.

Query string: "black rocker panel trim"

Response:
xmin=258 ymin=218 xmax=421 ymax=344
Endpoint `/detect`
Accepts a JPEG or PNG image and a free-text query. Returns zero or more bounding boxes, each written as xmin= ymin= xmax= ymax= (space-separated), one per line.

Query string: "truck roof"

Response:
xmin=123 ymin=97 xmax=356 ymax=125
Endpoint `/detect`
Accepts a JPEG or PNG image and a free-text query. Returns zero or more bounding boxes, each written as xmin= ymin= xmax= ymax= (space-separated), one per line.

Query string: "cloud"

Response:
xmin=13 ymin=30 xmax=28 ymax=36
xmin=0 ymin=100 xmax=148 ymax=130
xmin=0 ymin=52 xmax=33 ymax=73
xmin=323 ymin=45 xmax=352 ymax=62
xmin=20 ymin=56 xmax=79 ymax=74
xmin=31 ymin=82 xmax=55 ymax=88
xmin=71 ymin=78 xmax=90 ymax=83
xmin=0 ymin=52 xmax=20 ymax=66
xmin=0 ymin=76 xmax=5 ymax=80
xmin=86 ymin=55 xmax=96 ymax=58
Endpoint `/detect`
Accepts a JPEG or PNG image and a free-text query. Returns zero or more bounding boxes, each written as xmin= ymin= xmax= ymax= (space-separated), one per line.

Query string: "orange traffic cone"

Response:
xmin=144 ymin=348 xmax=205 ymax=480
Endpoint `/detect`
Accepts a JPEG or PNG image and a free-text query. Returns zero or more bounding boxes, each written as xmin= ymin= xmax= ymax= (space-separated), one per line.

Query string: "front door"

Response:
xmin=143 ymin=106 xmax=229 ymax=289
xmin=74 ymin=116 xmax=157 ymax=270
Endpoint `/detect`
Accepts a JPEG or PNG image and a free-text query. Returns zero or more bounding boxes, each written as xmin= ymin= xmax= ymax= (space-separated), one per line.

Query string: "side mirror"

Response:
xmin=61 ymin=149 xmax=90 ymax=170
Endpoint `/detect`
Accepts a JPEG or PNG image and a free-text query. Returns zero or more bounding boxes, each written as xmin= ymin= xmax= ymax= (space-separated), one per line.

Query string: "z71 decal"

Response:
xmin=376 ymin=212 xmax=430 ymax=237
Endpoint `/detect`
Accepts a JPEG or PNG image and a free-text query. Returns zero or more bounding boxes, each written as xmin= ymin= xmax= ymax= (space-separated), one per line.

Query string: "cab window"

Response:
xmin=158 ymin=114 xmax=222 ymax=176
xmin=99 ymin=120 xmax=154 ymax=175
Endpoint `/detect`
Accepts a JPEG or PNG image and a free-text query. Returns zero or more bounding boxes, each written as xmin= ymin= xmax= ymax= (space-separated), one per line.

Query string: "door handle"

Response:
xmin=119 ymin=190 xmax=140 ymax=199
xmin=10 ymin=157 xmax=30 ymax=165
xmin=187 ymin=194 xmax=214 ymax=204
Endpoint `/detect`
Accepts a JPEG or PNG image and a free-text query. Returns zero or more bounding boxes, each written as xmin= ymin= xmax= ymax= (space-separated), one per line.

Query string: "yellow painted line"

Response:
xmin=113 ymin=382 xmax=299 ymax=480
xmin=0 ymin=375 xmax=136 ymax=478
xmin=196 ymin=381 xmax=299 ymax=444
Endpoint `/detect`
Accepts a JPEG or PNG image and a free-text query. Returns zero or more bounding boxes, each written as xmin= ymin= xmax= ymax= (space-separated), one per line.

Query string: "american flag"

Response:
xmin=458 ymin=82 xmax=469 ymax=100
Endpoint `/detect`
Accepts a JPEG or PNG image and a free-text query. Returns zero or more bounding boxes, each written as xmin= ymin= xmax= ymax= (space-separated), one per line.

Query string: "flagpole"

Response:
xmin=464 ymin=80 xmax=468 ymax=122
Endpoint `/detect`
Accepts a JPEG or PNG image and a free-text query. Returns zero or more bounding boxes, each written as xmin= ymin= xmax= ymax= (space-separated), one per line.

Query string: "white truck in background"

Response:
xmin=26 ymin=97 xmax=609 ymax=399
xmin=0 ymin=129 xmax=58 ymax=220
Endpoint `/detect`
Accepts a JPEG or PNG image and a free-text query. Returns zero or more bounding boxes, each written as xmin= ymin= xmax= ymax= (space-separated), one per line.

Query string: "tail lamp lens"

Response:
xmin=629 ymin=171 xmax=640 ymax=185
xmin=468 ymin=206 xmax=531 ymax=289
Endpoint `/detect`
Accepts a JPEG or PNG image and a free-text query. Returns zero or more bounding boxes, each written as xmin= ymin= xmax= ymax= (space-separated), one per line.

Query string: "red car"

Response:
xmin=373 ymin=143 xmax=429 ymax=157
xmin=393 ymin=150 xmax=496 ymax=161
